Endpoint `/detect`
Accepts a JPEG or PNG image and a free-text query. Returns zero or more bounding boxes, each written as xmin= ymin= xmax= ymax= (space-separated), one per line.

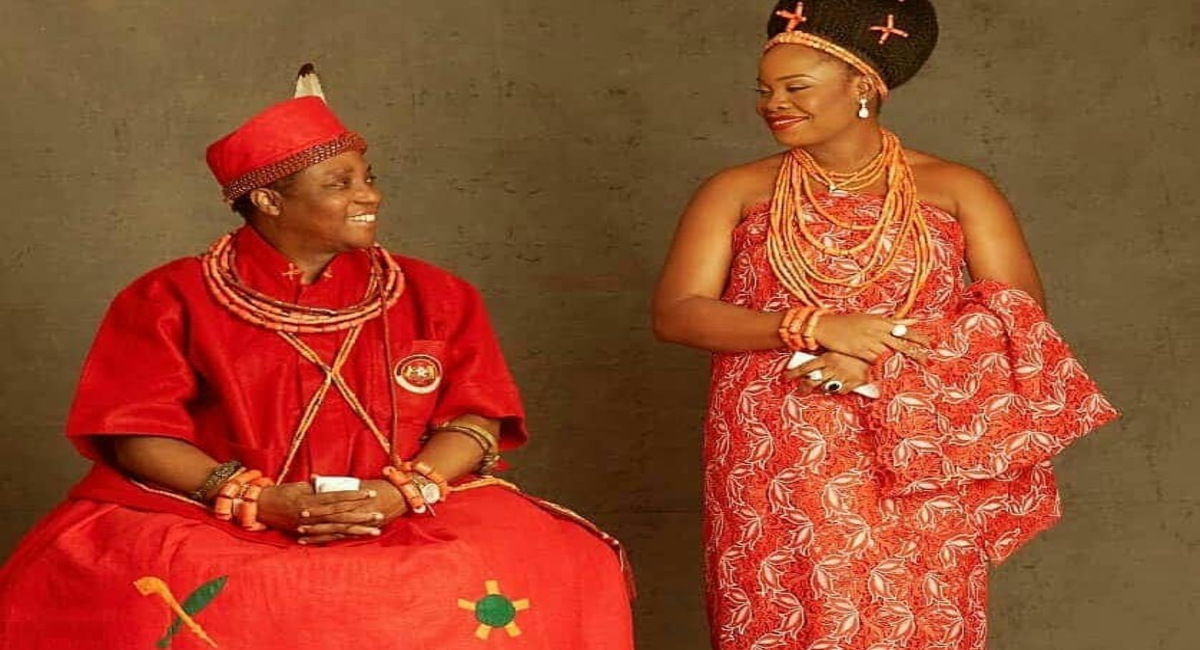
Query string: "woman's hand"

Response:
xmin=813 ymin=313 xmax=929 ymax=364
xmin=785 ymin=351 xmax=874 ymax=396
xmin=257 ymin=482 xmax=391 ymax=545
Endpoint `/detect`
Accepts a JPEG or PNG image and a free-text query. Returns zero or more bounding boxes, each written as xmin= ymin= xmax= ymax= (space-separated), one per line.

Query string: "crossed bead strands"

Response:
xmin=274 ymin=326 xmax=396 ymax=483
xmin=870 ymin=14 xmax=910 ymax=45
xmin=766 ymin=129 xmax=935 ymax=317
xmin=201 ymin=233 xmax=408 ymax=482
xmin=775 ymin=2 xmax=807 ymax=31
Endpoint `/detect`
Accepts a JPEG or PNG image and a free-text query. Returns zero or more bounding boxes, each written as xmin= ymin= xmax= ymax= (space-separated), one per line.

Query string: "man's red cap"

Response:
xmin=205 ymin=96 xmax=367 ymax=202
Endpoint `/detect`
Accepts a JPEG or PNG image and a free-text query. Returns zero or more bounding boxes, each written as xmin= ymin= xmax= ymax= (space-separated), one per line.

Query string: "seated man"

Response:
xmin=0 ymin=66 xmax=634 ymax=650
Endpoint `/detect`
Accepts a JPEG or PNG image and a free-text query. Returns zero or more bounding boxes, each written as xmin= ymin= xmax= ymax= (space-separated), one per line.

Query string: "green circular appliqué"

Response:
xmin=475 ymin=594 xmax=518 ymax=627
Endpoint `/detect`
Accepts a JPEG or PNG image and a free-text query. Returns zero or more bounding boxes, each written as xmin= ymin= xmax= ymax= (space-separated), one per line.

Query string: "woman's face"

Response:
xmin=266 ymin=150 xmax=383 ymax=253
xmin=756 ymin=44 xmax=866 ymax=148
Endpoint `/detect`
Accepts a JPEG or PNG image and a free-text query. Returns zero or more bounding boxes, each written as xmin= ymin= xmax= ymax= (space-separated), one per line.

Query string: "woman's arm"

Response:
xmin=653 ymin=166 xmax=930 ymax=361
xmin=946 ymin=165 xmax=1046 ymax=308
xmin=652 ymin=169 xmax=790 ymax=352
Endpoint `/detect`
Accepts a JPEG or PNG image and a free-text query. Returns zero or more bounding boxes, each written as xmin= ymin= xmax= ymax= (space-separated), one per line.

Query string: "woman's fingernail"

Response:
xmin=300 ymin=510 xmax=311 ymax=518
xmin=366 ymin=490 xmax=378 ymax=498
xmin=370 ymin=528 xmax=382 ymax=536
xmin=298 ymin=539 xmax=308 ymax=545
xmin=297 ymin=526 xmax=308 ymax=534
xmin=373 ymin=512 xmax=384 ymax=521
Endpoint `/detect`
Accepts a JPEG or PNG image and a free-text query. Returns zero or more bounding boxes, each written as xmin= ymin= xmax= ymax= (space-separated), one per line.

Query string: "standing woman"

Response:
xmin=0 ymin=67 xmax=634 ymax=650
xmin=654 ymin=2 xmax=1117 ymax=649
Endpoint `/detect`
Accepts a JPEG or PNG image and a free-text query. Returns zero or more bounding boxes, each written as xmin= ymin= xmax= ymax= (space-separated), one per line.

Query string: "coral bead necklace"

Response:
xmin=766 ymin=129 xmax=934 ymax=317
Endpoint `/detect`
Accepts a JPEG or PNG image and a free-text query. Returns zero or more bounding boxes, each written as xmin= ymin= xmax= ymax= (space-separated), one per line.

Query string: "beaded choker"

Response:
xmin=201 ymin=232 xmax=405 ymax=334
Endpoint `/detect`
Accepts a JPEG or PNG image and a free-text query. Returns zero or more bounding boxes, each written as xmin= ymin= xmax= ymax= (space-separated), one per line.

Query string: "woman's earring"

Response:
xmin=857 ymin=97 xmax=870 ymax=119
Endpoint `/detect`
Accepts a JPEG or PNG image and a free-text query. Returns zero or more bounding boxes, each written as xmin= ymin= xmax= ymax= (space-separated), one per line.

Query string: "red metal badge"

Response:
xmin=394 ymin=354 xmax=443 ymax=394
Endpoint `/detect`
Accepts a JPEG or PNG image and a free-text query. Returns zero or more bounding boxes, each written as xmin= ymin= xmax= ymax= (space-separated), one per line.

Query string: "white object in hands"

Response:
xmin=312 ymin=475 xmax=362 ymax=493
xmin=786 ymin=351 xmax=881 ymax=399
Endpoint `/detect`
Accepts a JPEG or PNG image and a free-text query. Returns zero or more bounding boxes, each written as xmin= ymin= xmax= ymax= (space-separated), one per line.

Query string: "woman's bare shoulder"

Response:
xmin=905 ymin=149 xmax=1004 ymax=218
xmin=696 ymin=153 xmax=785 ymax=213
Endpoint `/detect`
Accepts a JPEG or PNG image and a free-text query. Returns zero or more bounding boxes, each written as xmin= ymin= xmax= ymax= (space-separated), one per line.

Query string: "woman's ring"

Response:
xmin=823 ymin=379 xmax=844 ymax=394
xmin=890 ymin=323 xmax=909 ymax=338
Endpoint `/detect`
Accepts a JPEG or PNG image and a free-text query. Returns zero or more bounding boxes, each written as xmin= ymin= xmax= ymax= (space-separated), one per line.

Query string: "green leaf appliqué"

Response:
xmin=156 ymin=576 xmax=228 ymax=648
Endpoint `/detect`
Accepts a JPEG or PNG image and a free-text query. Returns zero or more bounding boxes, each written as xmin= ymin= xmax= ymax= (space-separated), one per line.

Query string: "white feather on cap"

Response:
xmin=294 ymin=63 xmax=326 ymax=101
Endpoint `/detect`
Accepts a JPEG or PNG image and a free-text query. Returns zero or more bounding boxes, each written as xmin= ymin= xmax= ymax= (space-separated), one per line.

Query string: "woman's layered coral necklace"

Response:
xmin=766 ymin=129 xmax=934 ymax=317
xmin=202 ymin=233 xmax=407 ymax=480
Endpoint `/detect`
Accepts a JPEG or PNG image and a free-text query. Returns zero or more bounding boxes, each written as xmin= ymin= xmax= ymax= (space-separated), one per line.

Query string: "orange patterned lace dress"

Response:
xmin=703 ymin=194 xmax=1118 ymax=650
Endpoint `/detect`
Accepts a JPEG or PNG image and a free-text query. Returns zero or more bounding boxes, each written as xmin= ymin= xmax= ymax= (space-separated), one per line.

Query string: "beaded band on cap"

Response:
xmin=765 ymin=31 xmax=890 ymax=98
xmin=220 ymin=131 xmax=367 ymax=202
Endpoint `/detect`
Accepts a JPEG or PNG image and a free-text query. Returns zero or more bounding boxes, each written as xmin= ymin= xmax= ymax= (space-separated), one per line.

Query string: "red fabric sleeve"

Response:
xmin=430 ymin=279 xmax=528 ymax=450
xmin=65 ymin=270 xmax=199 ymax=460
xmin=865 ymin=280 xmax=1119 ymax=562
xmin=867 ymin=280 xmax=1119 ymax=495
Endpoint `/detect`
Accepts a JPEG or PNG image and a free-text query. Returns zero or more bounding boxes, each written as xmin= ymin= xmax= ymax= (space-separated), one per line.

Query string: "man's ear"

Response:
xmin=248 ymin=187 xmax=284 ymax=217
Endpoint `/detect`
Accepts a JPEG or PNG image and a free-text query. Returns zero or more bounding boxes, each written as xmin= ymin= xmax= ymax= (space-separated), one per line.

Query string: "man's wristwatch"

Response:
xmin=410 ymin=474 xmax=442 ymax=505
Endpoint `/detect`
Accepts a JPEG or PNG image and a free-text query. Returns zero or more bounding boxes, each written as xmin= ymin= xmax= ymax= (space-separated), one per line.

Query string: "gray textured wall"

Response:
xmin=1 ymin=1 xmax=1195 ymax=648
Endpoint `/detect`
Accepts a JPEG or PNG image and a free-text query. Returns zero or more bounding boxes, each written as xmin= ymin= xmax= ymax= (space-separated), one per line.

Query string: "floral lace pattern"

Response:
xmin=704 ymin=196 xmax=1117 ymax=650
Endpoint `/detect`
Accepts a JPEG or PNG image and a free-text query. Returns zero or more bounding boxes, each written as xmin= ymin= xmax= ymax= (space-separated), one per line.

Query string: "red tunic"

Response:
xmin=0 ymin=227 xmax=634 ymax=649
xmin=704 ymin=197 xmax=1118 ymax=650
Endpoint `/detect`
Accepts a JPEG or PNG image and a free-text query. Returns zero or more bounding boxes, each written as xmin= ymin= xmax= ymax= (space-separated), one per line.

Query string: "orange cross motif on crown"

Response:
xmin=870 ymin=13 xmax=910 ymax=45
xmin=775 ymin=2 xmax=807 ymax=32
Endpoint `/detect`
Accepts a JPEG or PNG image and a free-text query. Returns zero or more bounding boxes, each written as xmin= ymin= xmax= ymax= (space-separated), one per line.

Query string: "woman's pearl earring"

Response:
xmin=857 ymin=97 xmax=870 ymax=119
